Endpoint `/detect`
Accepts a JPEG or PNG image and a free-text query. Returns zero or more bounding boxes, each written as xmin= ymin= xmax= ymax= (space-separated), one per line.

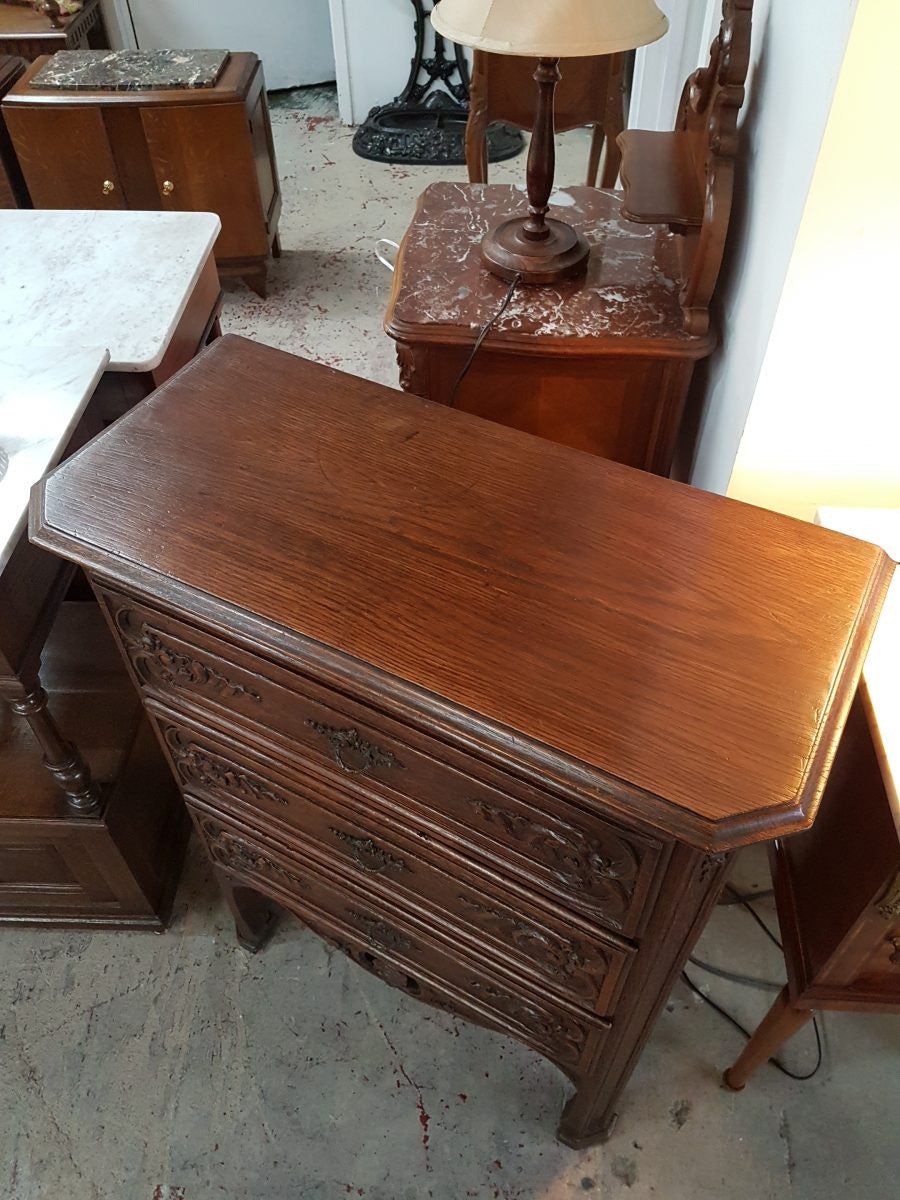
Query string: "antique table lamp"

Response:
xmin=431 ymin=0 xmax=669 ymax=283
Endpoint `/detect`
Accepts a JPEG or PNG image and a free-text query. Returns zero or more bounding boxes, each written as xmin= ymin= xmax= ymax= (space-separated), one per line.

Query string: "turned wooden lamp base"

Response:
xmin=482 ymin=216 xmax=590 ymax=285
xmin=479 ymin=57 xmax=591 ymax=287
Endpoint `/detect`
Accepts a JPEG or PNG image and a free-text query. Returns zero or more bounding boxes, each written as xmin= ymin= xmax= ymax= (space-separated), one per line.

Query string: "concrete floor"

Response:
xmin=3 ymin=88 xmax=899 ymax=1200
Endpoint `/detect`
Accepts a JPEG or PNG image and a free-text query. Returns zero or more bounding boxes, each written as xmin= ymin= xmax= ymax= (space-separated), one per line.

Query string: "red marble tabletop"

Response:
xmin=386 ymin=182 xmax=714 ymax=356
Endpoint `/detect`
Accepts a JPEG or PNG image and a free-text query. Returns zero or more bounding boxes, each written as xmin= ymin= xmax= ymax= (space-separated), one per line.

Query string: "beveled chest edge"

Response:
xmin=31 ymin=479 xmax=891 ymax=853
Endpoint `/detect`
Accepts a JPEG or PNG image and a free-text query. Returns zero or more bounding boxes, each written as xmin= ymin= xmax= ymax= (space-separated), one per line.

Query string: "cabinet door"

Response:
xmin=3 ymin=107 xmax=125 ymax=210
xmin=141 ymin=102 xmax=268 ymax=262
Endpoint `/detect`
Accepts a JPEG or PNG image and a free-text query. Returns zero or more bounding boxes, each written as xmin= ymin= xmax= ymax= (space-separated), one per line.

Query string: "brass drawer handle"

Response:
xmin=306 ymin=720 xmax=404 ymax=775
xmin=101 ymin=179 xmax=115 ymax=195
xmin=162 ymin=180 xmax=175 ymax=196
xmin=330 ymin=828 xmax=408 ymax=876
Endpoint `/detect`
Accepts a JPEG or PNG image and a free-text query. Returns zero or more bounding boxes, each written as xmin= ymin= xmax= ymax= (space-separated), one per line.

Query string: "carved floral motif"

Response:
xmin=876 ymin=871 xmax=900 ymax=922
xmin=458 ymin=896 xmax=603 ymax=999
xmin=468 ymin=980 xmax=587 ymax=1070
xmin=348 ymin=913 xmax=412 ymax=954
xmin=329 ymin=828 xmax=409 ymax=876
xmin=465 ymin=797 xmax=640 ymax=928
xmin=699 ymin=852 xmax=728 ymax=884
xmin=115 ymin=607 xmax=262 ymax=703
xmin=200 ymin=818 xmax=308 ymax=892
xmin=165 ymin=727 xmax=287 ymax=808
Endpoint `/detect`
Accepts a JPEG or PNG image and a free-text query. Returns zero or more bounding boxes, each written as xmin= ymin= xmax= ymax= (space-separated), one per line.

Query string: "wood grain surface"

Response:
xmin=31 ymin=336 xmax=892 ymax=848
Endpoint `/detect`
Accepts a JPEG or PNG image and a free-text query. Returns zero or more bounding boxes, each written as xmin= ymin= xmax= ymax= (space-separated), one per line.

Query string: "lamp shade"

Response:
xmin=431 ymin=0 xmax=669 ymax=57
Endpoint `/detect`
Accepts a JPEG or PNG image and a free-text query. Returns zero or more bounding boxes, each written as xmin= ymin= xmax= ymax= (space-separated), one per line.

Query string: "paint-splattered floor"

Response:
xmin=2 ymin=88 xmax=898 ymax=1200
xmin=219 ymin=84 xmax=588 ymax=387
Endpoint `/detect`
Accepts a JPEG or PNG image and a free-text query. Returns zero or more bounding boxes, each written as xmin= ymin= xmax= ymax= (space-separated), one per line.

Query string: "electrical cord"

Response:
xmin=682 ymin=885 xmax=824 ymax=1082
xmin=447 ymin=274 xmax=522 ymax=407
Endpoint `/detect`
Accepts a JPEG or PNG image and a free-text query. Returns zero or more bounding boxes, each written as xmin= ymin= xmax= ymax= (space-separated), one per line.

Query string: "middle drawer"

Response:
xmin=152 ymin=706 xmax=635 ymax=1018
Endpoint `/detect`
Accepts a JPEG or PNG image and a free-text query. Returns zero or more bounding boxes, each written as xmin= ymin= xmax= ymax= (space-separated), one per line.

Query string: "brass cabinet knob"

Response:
xmin=162 ymin=180 xmax=175 ymax=196
xmin=101 ymin=179 xmax=115 ymax=195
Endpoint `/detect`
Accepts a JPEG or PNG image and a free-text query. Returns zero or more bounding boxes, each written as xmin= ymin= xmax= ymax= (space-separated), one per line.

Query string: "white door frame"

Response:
xmin=327 ymin=0 xmax=354 ymax=124
xmin=101 ymin=0 xmax=138 ymax=48
xmin=629 ymin=0 xmax=720 ymax=131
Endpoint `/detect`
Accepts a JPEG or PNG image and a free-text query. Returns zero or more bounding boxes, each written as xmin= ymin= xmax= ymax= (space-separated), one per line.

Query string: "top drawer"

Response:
xmin=97 ymin=585 xmax=665 ymax=937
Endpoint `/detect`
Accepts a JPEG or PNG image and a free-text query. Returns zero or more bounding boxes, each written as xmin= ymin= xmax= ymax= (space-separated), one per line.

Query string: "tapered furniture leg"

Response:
xmin=215 ymin=868 xmax=280 ymax=952
xmin=3 ymin=675 xmax=101 ymax=817
xmin=586 ymin=124 xmax=604 ymax=187
xmin=723 ymin=986 xmax=813 ymax=1091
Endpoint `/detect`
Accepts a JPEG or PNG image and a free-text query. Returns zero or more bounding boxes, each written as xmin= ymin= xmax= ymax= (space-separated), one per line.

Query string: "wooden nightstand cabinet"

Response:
xmin=3 ymin=52 xmax=281 ymax=295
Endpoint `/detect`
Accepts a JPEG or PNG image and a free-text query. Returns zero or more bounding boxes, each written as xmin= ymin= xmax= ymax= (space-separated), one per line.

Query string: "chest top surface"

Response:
xmin=0 ymin=210 xmax=220 ymax=372
xmin=31 ymin=337 xmax=892 ymax=849
xmin=384 ymin=183 xmax=713 ymax=356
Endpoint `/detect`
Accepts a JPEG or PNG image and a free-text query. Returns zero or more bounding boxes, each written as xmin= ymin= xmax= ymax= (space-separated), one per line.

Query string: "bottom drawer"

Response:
xmin=192 ymin=803 xmax=608 ymax=1078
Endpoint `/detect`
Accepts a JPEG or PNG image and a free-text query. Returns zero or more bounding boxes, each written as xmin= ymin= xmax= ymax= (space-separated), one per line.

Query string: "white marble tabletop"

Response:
xmin=0 ymin=210 xmax=220 ymax=372
xmin=0 ymin=344 xmax=108 ymax=574
xmin=817 ymin=507 xmax=900 ymax=838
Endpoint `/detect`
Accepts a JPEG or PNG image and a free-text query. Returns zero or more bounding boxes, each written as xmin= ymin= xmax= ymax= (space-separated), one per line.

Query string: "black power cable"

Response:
xmin=683 ymin=884 xmax=823 ymax=1082
xmin=447 ymin=274 xmax=522 ymax=408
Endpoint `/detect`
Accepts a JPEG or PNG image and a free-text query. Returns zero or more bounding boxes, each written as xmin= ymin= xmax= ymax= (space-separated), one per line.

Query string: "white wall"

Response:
xmin=125 ymin=0 xmax=336 ymax=90
xmin=629 ymin=0 xmax=719 ymax=131
xmin=688 ymin=0 xmax=860 ymax=494
xmin=726 ymin=0 xmax=900 ymax=520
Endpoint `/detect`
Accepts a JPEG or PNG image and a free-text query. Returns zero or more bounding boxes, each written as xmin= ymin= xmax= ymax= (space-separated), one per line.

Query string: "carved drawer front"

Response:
xmin=192 ymin=806 xmax=609 ymax=1078
xmin=158 ymin=712 xmax=634 ymax=1015
xmin=99 ymin=587 xmax=663 ymax=937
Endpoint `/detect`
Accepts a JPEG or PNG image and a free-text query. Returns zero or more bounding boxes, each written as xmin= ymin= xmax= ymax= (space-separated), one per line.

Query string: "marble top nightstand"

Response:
xmin=0 ymin=343 xmax=107 ymax=573
xmin=384 ymin=183 xmax=715 ymax=474
xmin=0 ymin=210 xmax=221 ymax=372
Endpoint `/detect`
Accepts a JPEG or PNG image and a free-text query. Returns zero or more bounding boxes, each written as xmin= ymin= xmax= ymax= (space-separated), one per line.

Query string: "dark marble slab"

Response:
xmin=30 ymin=49 xmax=230 ymax=92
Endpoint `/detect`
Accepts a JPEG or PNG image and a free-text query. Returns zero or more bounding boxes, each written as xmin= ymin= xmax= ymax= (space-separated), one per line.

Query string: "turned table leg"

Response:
xmin=6 ymin=688 xmax=101 ymax=816
xmin=2 ymin=671 xmax=101 ymax=817
xmin=723 ymin=985 xmax=813 ymax=1091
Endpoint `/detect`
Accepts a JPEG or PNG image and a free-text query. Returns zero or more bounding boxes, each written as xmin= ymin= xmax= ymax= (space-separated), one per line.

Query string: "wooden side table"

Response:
xmin=0 ymin=0 xmax=108 ymax=61
xmin=3 ymin=51 xmax=282 ymax=295
xmin=466 ymin=50 xmax=626 ymax=188
xmin=0 ymin=346 xmax=188 ymax=928
xmin=724 ymin=511 xmax=900 ymax=1090
xmin=30 ymin=335 xmax=891 ymax=1144
xmin=0 ymin=53 xmax=27 ymax=206
xmin=384 ymin=183 xmax=715 ymax=473
xmin=0 ymin=209 xmax=223 ymax=927
xmin=0 ymin=209 xmax=223 ymax=418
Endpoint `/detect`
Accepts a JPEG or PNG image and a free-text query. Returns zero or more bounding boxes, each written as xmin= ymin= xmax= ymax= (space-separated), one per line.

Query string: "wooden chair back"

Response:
xmin=618 ymin=0 xmax=753 ymax=335
xmin=466 ymin=50 xmax=627 ymax=188
xmin=676 ymin=0 xmax=753 ymax=334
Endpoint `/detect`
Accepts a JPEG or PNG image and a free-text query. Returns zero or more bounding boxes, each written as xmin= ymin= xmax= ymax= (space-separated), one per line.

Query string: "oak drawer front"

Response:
xmin=157 ymin=712 xmax=633 ymax=1015
xmin=100 ymin=587 xmax=662 ymax=936
xmin=191 ymin=805 xmax=608 ymax=1077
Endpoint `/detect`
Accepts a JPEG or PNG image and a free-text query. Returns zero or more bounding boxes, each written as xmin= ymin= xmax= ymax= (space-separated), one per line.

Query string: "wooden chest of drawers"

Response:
xmin=30 ymin=336 xmax=892 ymax=1145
